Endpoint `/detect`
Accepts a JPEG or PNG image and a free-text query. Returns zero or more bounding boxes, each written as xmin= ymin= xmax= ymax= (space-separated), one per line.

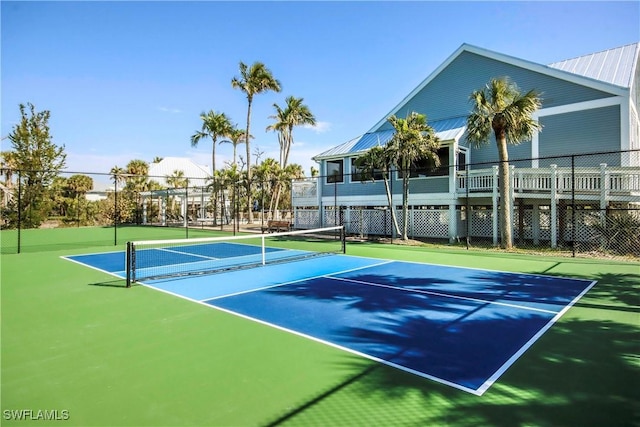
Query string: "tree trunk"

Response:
xmin=402 ymin=170 xmax=409 ymax=241
xmin=496 ymin=136 xmax=513 ymax=249
xmin=273 ymin=182 xmax=282 ymax=219
xmin=211 ymin=136 xmax=217 ymax=178
xmin=382 ymin=171 xmax=401 ymax=236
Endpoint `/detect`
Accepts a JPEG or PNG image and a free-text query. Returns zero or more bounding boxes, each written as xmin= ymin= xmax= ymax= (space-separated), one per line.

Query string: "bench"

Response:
xmin=262 ymin=220 xmax=292 ymax=233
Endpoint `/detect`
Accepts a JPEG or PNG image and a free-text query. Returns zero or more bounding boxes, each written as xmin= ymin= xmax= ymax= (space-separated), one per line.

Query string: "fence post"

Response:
xmin=492 ymin=165 xmax=499 ymax=246
xmin=510 ymin=165 xmax=516 ymax=247
xmin=550 ymin=164 xmax=557 ymax=248
xmin=571 ymin=155 xmax=576 ymax=257
xmin=466 ymin=166 xmax=470 ymax=250
xmin=185 ymin=183 xmax=189 ymax=238
xmin=17 ymin=170 xmax=21 ymax=254
xmin=113 ymin=175 xmax=118 ymax=246
xmin=599 ymin=163 xmax=609 ymax=239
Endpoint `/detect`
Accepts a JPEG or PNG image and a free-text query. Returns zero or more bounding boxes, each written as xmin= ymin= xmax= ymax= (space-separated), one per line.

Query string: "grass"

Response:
xmin=1 ymin=226 xmax=638 ymax=426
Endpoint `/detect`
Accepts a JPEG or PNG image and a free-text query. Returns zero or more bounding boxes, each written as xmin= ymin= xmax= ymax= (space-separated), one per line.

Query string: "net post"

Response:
xmin=125 ymin=241 xmax=134 ymax=288
xmin=261 ymin=235 xmax=266 ymax=265
xmin=340 ymin=225 xmax=346 ymax=254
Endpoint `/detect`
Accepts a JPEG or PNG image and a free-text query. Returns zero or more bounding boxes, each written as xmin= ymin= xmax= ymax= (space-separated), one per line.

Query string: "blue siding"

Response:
xmin=538 ymin=105 xmax=622 ymax=167
xmin=401 ymin=176 xmax=449 ymax=194
xmin=376 ymin=51 xmax=614 ymax=131
xmin=468 ymin=140 xmax=533 ymax=169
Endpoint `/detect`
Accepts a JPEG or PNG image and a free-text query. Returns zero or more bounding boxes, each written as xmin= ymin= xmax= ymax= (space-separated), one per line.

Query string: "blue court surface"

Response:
xmin=64 ymin=248 xmax=596 ymax=395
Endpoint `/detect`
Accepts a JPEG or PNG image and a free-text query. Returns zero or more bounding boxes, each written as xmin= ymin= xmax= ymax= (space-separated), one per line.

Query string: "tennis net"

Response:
xmin=125 ymin=225 xmax=345 ymax=286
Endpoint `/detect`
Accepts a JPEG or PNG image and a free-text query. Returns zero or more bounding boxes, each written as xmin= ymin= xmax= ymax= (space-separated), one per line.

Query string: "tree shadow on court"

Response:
xmin=572 ymin=272 xmax=640 ymax=312
xmin=262 ymin=270 xmax=639 ymax=426
xmin=268 ymin=274 xmax=460 ymax=314
xmin=268 ymin=268 xmax=594 ymax=314
xmin=264 ymin=317 xmax=638 ymax=427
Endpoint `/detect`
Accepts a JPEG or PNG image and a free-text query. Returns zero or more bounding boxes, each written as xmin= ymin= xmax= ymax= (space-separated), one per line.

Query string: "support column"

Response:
xmin=449 ymin=203 xmax=457 ymax=243
xmin=600 ymin=163 xmax=609 ymax=230
xmin=533 ymin=204 xmax=540 ymax=245
xmin=161 ymin=195 xmax=167 ymax=226
xmin=182 ymin=195 xmax=188 ymax=228
xmin=142 ymin=196 xmax=147 ymax=224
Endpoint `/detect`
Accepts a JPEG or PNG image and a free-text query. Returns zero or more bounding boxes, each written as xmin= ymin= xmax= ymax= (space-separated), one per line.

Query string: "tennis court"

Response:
xmin=64 ymin=228 xmax=595 ymax=396
xmin=3 ymin=225 xmax=638 ymax=426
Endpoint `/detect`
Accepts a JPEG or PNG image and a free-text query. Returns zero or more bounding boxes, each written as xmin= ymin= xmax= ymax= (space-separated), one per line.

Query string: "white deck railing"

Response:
xmin=457 ymin=164 xmax=640 ymax=196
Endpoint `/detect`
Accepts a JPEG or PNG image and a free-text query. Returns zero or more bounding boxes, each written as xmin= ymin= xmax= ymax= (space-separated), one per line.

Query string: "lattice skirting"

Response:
xmin=294 ymin=205 xmax=619 ymax=244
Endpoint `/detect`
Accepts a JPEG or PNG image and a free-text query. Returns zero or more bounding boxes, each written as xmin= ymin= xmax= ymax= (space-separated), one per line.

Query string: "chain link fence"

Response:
xmin=291 ymin=149 xmax=640 ymax=262
xmin=2 ymin=149 xmax=638 ymax=260
xmin=0 ymin=169 xmax=297 ymax=254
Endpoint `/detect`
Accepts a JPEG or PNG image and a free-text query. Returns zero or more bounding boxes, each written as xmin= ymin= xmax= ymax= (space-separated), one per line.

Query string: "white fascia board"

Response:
xmin=368 ymin=44 xmax=628 ymax=134
xmin=531 ymin=96 xmax=625 ymax=165
xmin=314 ymin=150 xmax=370 ymax=162
xmin=465 ymin=44 xmax=629 ymax=96
xmin=533 ymin=94 xmax=623 ymax=118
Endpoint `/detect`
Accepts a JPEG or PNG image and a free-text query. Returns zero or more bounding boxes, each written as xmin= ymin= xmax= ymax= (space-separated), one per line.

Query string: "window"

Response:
xmin=457 ymin=149 xmax=467 ymax=171
xmin=351 ymin=158 xmax=384 ymax=182
xmin=398 ymin=147 xmax=450 ymax=178
xmin=326 ymin=159 xmax=343 ymax=183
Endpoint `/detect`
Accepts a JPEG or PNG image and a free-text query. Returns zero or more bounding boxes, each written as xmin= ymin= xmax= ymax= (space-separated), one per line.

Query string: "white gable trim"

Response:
xmin=369 ymin=43 xmax=628 ymax=133
xmin=530 ymin=96 xmax=624 ymax=167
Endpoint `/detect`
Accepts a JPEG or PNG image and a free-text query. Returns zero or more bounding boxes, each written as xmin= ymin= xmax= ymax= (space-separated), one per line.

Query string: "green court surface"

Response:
xmin=1 ymin=226 xmax=638 ymax=426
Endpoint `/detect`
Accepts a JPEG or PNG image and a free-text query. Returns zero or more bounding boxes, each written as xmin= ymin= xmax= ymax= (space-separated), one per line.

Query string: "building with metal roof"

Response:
xmin=147 ymin=157 xmax=212 ymax=188
xmin=295 ymin=42 xmax=640 ymax=248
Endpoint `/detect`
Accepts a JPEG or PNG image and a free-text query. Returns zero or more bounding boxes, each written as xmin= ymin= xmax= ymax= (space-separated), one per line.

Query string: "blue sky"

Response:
xmin=2 ymin=1 xmax=639 ymax=179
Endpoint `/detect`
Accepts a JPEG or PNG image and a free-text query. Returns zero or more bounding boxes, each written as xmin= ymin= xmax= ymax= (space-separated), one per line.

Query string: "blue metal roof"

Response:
xmin=314 ymin=116 xmax=467 ymax=160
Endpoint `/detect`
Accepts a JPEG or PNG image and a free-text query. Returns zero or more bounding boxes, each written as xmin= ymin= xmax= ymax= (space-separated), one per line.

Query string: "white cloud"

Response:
xmin=157 ymin=106 xmax=182 ymax=114
xmin=303 ymin=121 xmax=331 ymax=133
xmin=64 ymin=152 xmax=144 ymax=175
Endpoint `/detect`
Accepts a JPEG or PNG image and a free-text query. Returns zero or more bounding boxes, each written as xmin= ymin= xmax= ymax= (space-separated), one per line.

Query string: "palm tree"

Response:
xmin=67 ymin=174 xmax=93 ymax=196
xmin=109 ymin=166 xmax=126 ymax=189
xmin=354 ymin=145 xmax=401 ymax=236
xmin=276 ymin=163 xmax=304 ymax=216
xmin=467 ymin=77 xmax=542 ymax=249
xmin=253 ymin=158 xmax=280 ymax=219
xmin=125 ymin=159 xmax=149 ymax=192
xmin=266 ymin=103 xmax=288 ymax=167
xmin=166 ymin=169 xmax=189 ymax=216
xmin=152 ymin=156 xmax=163 ymax=164
xmin=267 ymin=96 xmax=316 ymax=168
xmin=191 ymin=110 xmax=233 ymax=177
xmin=266 ymin=96 xmax=315 ymax=215
xmin=166 ymin=169 xmax=188 ymax=189
xmin=231 ymin=61 xmax=281 ymax=223
xmin=387 ymin=112 xmax=440 ymax=241
xmin=220 ymin=127 xmax=251 ymax=166
xmin=67 ymin=174 xmax=94 ymax=224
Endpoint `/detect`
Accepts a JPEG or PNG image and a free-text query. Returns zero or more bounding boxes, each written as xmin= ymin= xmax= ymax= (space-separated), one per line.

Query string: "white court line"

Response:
xmin=157 ymin=247 xmax=220 ymax=261
xmin=202 ymin=259 xmax=394 ymax=302
xmin=342 ymin=253 xmax=595 ymax=283
xmin=330 ymin=276 xmax=558 ymax=314
xmin=126 ymin=256 xmax=596 ymax=396
xmin=476 ymin=279 xmax=598 ymax=395
xmin=60 ymin=255 xmax=125 ymax=280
